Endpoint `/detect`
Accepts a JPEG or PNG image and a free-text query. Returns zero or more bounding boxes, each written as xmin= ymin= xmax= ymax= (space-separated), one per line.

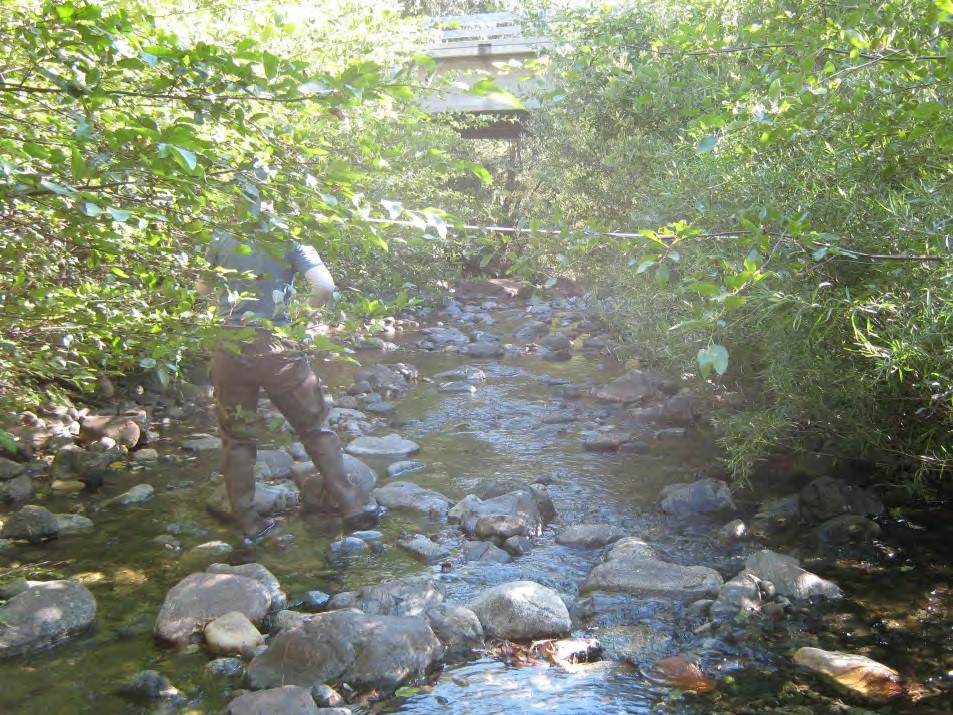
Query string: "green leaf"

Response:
xmin=654 ymin=263 xmax=670 ymax=286
xmin=696 ymin=136 xmax=718 ymax=153
xmin=689 ymin=282 xmax=721 ymax=296
xmin=0 ymin=429 xmax=17 ymax=455
xmin=711 ymin=344 xmax=729 ymax=375
xmin=139 ymin=357 xmax=157 ymax=369
xmin=635 ymin=259 xmax=656 ymax=274
xmin=108 ymin=207 xmax=131 ymax=222
xmin=394 ymin=686 xmax=420 ymax=698
xmin=171 ymin=146 xmax=198 ymax=171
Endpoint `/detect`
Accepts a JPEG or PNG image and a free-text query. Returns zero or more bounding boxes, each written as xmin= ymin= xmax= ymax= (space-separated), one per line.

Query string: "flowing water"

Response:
xmin=1 ymin=303 xmax=952 ymax=714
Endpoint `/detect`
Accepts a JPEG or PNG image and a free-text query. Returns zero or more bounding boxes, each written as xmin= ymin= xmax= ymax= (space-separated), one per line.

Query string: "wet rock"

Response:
xmin=425 ymin=604 xmax=484 ymax=660
xmin=181 ymin=433 xmax=221 ymax=452
xmin=592 ymin=369 xmax=676 ymax=405
xmin=365 ymin=401 xmax=395 ymax=415
xmin=0 ymin=580 xmax=97 ymax=658
xmin=115 ymin=483 xmax=154 ymax=505
xmin=206 ymin=657 xmax=244 ymax=677
xmin=745 ymin=549 xmax=841 ymax=600
xmin=711 ymin=572 xmax=762 ymax=619
xmin=206 ymin=563 xmax=287 ymax=611
xmin=3 ymin=474 xmax=34 ymax=504
xmin=256 ymin=449 xmax=294 ymax=480
xmin=473 ymin=479 xmax=532 ymax=500
xmin=79 ymin=415 xmax=140 ymax=448
xmin=793 ymin=647 xmax=908 ymax=703
xmin=398 ymin=534 xmax=452 ymax=563
xmin=204 ymin=611 xmax=265 ymax=655
xmin=582 ymin=433 xmax=629 ymax=452
xmin=247 ymin=609 xmax=442 ymax=692
xmin=530 ymin=484 xmax=557 ymax=522
xmin=311 ymin=683 xmax=344 ymax=707
xmin=556 ymin=524 xmax=625 ymax=549
xmin=346 ymin=434 xmax=420 ymax=459
xmin=799 ymin=477 xmax=884 ymax=524
xmin=503 ymin=535 xmax=533 ymax=556
xmin=582 ymin=538 xmax=723 ymax=600
xmin=229 ymin=685 xmax=320 ymax=715
xmin=718 ymin=519 xmax=747 ymax=542
xmin=386 ymin=460 xmax=425 ymax=478
xmin=457 ymin=277 xmax=532 ymax=299
xmin=752 ymin=494 xmax=800 ymax=533
xmin=465 ymin=342 xmax=504 ymax=358
xmin=53 ymin=513 xmax=94 ymax=535
xmin=438 ymin=381 xmax=478 ymax=394
xmin=540 ymin=333 xmax=573 ymax=351
xmin=451 ymin=490 xmax=544 ymax=538
xmin=330 ymin=536 xmax=368 ymax=554
xmin=813 ymin=514 xmax=881 ymax=549
xmin=118 ymin=670 xmax=179 ymax=702
xmin=132 ymin=448 xmax=159 ymax=463
xmin=0 ymin=457 xmax=26 ymax=480
xmin=50 ymin=443 xmax=118 ymax=486
xmin=417 ymin=326 xmax=470 ymax=348
xmin=660 ymin=478 xmax=736 ymax=517
xmin=372 ymin=481 xmax=449 ymax=516
xmin=465 ymin=540 xmax=512 ymax=563
xmin=154 ymin=566 xmax=278 ymax=646
xmin=598 ymin=624 xmax=673 ymax=663
xmin=328 ymin=575 xmax=444 ymax=617
xmin=1 ymin=504 xmax=59 ymax=542
xmin=514 ymin=321 xmax=550 ymax=341
xmin=50 ymin=479 xmax=86 ymax=495
xmin=300 ymin=591 xmax=332 ymax=613
xmin=469 ymin=581 xmax=571 ymax=641
xmin=207 ymin=481 xmax=293 ymax=519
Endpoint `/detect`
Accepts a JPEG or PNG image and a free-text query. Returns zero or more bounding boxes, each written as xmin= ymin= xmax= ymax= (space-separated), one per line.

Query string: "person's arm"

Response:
xmin=292 ymin=242 xmax=335 ymax=308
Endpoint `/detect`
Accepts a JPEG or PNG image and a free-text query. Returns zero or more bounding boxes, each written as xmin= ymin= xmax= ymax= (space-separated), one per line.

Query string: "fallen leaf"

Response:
xmin=653 ymin=656 xmax=717 ymax=693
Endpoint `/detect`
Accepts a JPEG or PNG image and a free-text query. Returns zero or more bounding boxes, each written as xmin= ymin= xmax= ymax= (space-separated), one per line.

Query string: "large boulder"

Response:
xmin=228 ymin=685 xmax=320 ymax=715
xmin=206 ymin=563 xmax=287 ymax=611
xmin=660 ymin=478 xmax=736 ymax=517
xmin=450 ymin=490 xmax=545 ymax=538
xmin=346 ymin=434 xmax=420 ymax=459
xmin=154 ymin=565 xmax=279 ymax=646
xmin=469 ymin=581 xmax=571 ymax=641
xmin=372 ymin=481 xmax=450 ymax=516
xmin=581 ymin=537 xmax=723 ymax=600
xmin=745 ymin=549 xmax=842 ymax=600
xmin=328 ymin=575 xmax=444 ymax=617
xmin=793 ymin=647 xmax=908 ymax=703
xmin=592 ymin=369 xmax=676 ymax=405
xmin=247 ymin=609 xmax=442 ymax=692
xmin=0 ymin=580 xmax=96 ymax=658
xmin=799 ymin=477 xmax=884 ymax=524
xmin=425 ymin=604 xmax=484 ymax=660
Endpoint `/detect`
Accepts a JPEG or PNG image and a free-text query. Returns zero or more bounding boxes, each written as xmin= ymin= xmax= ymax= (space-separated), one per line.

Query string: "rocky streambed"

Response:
xmin=0 ymin=279 xmax=951 ymax=714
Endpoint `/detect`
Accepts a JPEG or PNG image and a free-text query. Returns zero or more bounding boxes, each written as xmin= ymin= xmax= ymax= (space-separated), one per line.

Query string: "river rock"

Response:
xmin=745 ymin=549 xmax=842 ymax=600
xmin=503 ymin=535 xmax=532 ymax=556
xmin=793 ymin=647 xmax=908 ymax=703
xmin=660 ymin=478 xmax=736 ymax=516
xmin=206 ymin=563 xmax=287 ymax=611
xmin=181 ymin=433 xmax=221 ymax=452
xmin=469 ymin=581 xmax=571 ymax=641
xmin=118 ymin=670 xmax=180 ymax=701
xmin=812 ymin=514 xmax=882 ymax=554
xmin=556 ymin=524 xmax=626 ymax=549
xmin=598 ymin=624 xmax=673 ymax=662
xmin=346 ymin=434 xmax=420 ymax=459
xmin=711 ymin=572 xmax=763 ymax=619
xmin=438 ymin=381 xmax=478 ymax=394
xmin=386 ymin=460 xmax=425 ymax=478
xmin=328 ymin=575 xmax=443 ymax=617
xmin=465 ymin=540 xmax=512 ymax=563
xmin=752 ymin=494 xmax=800 ymax=533
xmin=0 ymin=457 xmax=26 ymax=480
xmin=155 ymin=567 xmax=277 ymax=646
xmin=247 ymin=608 xmax=442 ymax=691
xmin=465 ymin=342 xmax=504 ymax=358
xmin=50 ymin=443 xmax=119 ymax=486
xmin=398 ymin=534 xmax=452 ymax=563
xmin=330 ymin=536 xmax=368 ymax=554
xmin=204 ymin=611 xmax=265 ymax=655
xmin=372 ymin=481 xmax=449 ymax=516
xmin=255 ymin=449 xmax=294 ymax=480
xmin=473 ymin=478 xmax=532 ymax=500
xmin=0 ymin=580 xmax=97 ymax=658
xmin=451 ymin=490 xmax=544 ymax=538
xmin=418 ymin=326 xmax=470 ymax=348
xmin=206 ymin=657 xmax=244 ymax=677
xmin=207 ymin=481 xmax=293 ymax=519
xmin=116 ymin=483 xmax=154 ymax=505
xmin=54 ymin=513 xmax=94 ymax=535
xmin=592 ymin=369 xmax=676 ymax=404
xmin=582 ymin=538 xmax=722 ymax=600
xmin=799 ymin=477 xmax=884 ymax=524
xmin=79 ymin=415 xmax=140 ymax=448
xmin=229 ymin=685 xmax=320 ymax=715
xmin=1 ymin=504 xmax=59 ymax=542
xmin=425 ymin=604 xmax=484 ymax=660
xmin=3 ymin=474 xmax=34 ymax=504
xmin=433 ymin=366 xmax=486 ymax=382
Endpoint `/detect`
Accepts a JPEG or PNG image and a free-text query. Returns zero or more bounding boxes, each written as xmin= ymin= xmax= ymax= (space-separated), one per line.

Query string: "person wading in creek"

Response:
xmin=199 ymin=233 xmax=381 ymax=542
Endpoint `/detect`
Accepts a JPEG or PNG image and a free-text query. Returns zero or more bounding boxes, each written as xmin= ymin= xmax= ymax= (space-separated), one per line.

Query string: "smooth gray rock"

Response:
xmin=592 ymin=369 xmax=675 ymax=404
xmin=0 ymin=457 xmax=26 ymax=480
xmin=328 ymin=575 xmax=444 ymax=617
xmin=556 ymin=524 xmax=626 ymax=549
xmin=330 ymin=536 xmax=368 ymax=554
xmin=386 ymin=461 xmax=425 ymax=478
xmin=465 ymin=540 xmax=512 ymax=563
xmin=711 ymin=572 xmax=762 ymax=619
xmin=418 ymin=326 xmax=470 ymax=347
xmin=372 ymin=481 xmax=449 ymax=516
xmin=438 ymin=381 xmax=478 ymax=394
xmin=206 ymin=563 xmax=286 ymax=611
xmin=397 ymin=534 xmax=452 ymax=563
xmin=660 ymin=478 xmax=736 ymax=516
xmin=465 ymin=342 xmax=503 ymax=358
xmin=598 ymin=624 xmax=673 ymax=663
xmin=433 ymin=366 xmax=486 ymax=383
xmin=50 ymin=443 xmax=119 ymax=486
xmin=116 ymin=483 xmax=155 ymax=505
xmin=0 ymin=580 xmax=97 ymax=658
xmin=745 ymin=549 xmax=842 ymax=600
xmin=451 ymin=490 xmax=544 ymax=538
xmin=3 ymin=474 xmax=34 ymax=504
xmin=1 ymin=504 xmax=59 ymax=542
xmin=229 ymin=685 xmax=319 ymax=715
xmin=255 ymin=449 xmax=294 ymax=480
xmin=206 ymin=657 xmax=244 ymax=678
xmin=346 ymin=434 xmax=420 ymax=458
xmin=503 ymin=535 xmax=533 ymax=556
xmin=154 ymin=569 xmax=275 ymax=646
xmin=247 ymin=609 xmax=442 ymax=691
xmin=752 ymin=494 xmax=800 ymax=532
xmin=207 ymin=481 xmax=293 ymax=519
xmin=181 ymin=433 xmax=221 ymax=452
xmin=425 ymin=604 xmax=484 ymax=660
xmin=53 ymin=513 xmax=94 ymax=535
xmin=469 ymin=581 xmax=571 ymax=641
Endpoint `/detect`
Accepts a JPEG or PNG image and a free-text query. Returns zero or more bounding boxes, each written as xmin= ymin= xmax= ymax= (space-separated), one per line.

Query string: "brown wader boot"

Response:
xmin=210 ymin=332 xmax=378 ymax=535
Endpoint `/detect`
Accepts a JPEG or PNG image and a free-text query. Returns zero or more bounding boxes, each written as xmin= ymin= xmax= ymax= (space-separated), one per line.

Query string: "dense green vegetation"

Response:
xmin=509 ymin=0 xmax=953 ymax=487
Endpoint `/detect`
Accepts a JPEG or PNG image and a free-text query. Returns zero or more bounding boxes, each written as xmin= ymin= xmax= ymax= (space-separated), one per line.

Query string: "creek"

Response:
xmin=0 ymin=292 xmax=951 ymax=714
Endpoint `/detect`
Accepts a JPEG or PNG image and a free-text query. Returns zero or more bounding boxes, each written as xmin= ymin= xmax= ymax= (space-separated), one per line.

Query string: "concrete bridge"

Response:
xmin=421 ymin=12 xmax=553 ymax=137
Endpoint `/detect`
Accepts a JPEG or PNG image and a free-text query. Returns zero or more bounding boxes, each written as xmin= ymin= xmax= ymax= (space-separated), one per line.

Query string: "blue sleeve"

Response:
xmin=289 ymin=242 xmax=325 ymax=273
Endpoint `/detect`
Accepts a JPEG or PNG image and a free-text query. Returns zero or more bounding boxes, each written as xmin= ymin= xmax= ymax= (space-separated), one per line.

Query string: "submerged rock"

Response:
xmin=556 ymin=524 xmax=626 ymax=549
xmin=346 ymin=434 xmax=420 ymax=459
xmin=228 ymin=685 xmax=320 ymax=715
xmin=799 ymin=476 xmax=884 ymax=524
xmin=0 ymin=580 xmax=97 ymax=658
xmin=469 ymin=581 xmax=571 ymax=641
xmin=372 ymin=481 xmax=450 ymax=516
xmin=745 ymin=549 xmax=841 ymax=600
xmin=386 ymin=460 xmax=425 ymax=478
xmin=592 ymin=369 xmax=675 ymax=404
xmin=793 ymin=647 xmax=909 ymax=703
xmin=397 ymin=534 xmax=452 ymax=563
xmin=117 ymin=670 xmax=180 ymax=702
xmin=660 ymin=478 xmax=736 ymax=517
xmin=247 ymin=609 xmax=442 ymax=692
xmin=328 ymin=575 xmax=444 ymax=617
xmin=1 ymin=504 xmax=60 ymax=542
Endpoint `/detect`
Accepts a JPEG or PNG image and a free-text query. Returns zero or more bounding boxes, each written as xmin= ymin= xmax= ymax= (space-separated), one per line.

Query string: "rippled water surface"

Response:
xmin=2 ymin=323 xmax=952 ymax=714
